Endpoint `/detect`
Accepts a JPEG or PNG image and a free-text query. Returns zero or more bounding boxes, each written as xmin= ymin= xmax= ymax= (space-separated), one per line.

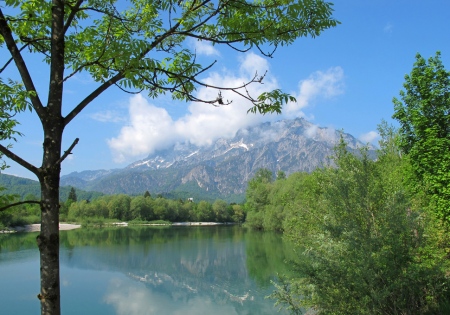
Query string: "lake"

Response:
xmin=0 ymin=226 xmax=295 ymax=314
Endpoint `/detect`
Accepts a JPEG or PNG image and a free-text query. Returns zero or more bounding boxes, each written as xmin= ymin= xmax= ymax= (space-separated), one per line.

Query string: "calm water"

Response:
xmin=0 ymin=226 xmax=294 ymax=315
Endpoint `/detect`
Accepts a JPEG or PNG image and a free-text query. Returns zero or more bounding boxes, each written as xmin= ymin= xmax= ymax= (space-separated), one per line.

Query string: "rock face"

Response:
xmin=61 ymin=118 xmax=372 ymax=201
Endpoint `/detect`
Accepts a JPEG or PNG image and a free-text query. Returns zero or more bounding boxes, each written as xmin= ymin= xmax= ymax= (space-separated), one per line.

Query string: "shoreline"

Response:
xmin=2 ymin=223 xmax=82 ymax=233
xmin=1 ymin=222 xmax=236 ymax=233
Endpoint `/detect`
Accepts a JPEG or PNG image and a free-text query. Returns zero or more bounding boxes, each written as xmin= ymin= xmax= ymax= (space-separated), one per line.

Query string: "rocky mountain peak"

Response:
xmin=61 ymin=117 xmax=374 ymax=202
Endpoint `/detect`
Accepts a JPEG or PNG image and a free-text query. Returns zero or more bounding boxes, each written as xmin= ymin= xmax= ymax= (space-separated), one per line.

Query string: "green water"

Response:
xmin=0 ymin=226 xmax=294 ymax=314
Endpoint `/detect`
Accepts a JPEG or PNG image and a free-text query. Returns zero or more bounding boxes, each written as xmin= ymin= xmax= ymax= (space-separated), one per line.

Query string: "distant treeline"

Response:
xmin=61 ymin=191 xmax=244 ymax=223
xmin=0 ymin=186 xmax=244 ymax=227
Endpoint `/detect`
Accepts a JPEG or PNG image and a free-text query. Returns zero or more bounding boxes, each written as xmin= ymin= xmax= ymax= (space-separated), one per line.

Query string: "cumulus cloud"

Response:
xmin=284 ymin=67 xmax=344 ymax=117
xmin=359 ymin=131 xmax=379 ymax=144
xmin=193 ymin=40 xmax=220 ymax=56
xmin=108 ymin=53 xmax=276 ymax=162
xmin=107 ymin=53 xmax=345 ymax=163
xmin=108 ymin=95 xmax=180 ymax=162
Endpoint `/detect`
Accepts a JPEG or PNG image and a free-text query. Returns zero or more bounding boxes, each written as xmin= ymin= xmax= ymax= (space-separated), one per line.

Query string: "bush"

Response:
xmin=271 ymin=135 xmax=450 ymax=314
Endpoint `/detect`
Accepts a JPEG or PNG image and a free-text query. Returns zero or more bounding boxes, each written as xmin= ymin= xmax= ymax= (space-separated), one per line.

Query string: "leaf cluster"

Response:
xmin=393 ymin=52 xmax=450 ymax=223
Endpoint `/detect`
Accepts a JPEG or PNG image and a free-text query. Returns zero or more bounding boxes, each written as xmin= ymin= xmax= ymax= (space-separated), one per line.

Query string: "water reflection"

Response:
xmin=1 ymin=226 xmax=292 ymax=314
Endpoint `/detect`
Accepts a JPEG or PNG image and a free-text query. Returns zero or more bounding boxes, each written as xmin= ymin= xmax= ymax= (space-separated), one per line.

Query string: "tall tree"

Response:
xmin=392 ymin=52 xmax=450 ymax=224
xmin=0 ymin=0 xmax=338 ymax=314
xmin=67 ymin=187 xmax=77 ymax=202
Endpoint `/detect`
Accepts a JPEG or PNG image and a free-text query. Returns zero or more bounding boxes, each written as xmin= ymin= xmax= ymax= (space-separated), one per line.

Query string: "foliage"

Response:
xmin=67 ymin=187 xmax=77 ymax=203
xmin=0 ymin=0 xmax=339 ymax=312
xmin=393 ymin=52 xmax=450 ymax=223
xmin=248 ymin=131 xmax=450 ymax=314
xmin=64 ymin=193 xmax=240 ymax=224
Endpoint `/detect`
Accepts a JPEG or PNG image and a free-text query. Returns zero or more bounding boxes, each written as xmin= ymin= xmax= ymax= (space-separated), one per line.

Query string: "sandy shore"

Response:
xmin=172 ymin=222 xmax=228 ymax=226
xmin=10 ymin=223 xmax=82 ymax=233
xmin=1 ymin=221 xmax=235 ymax=233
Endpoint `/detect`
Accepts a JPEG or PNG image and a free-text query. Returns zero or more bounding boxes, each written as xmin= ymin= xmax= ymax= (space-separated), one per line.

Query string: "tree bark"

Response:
xmin=37 ymin=117 xmax=63 ymax=315
xmin=37 ymin=0 xmax=65 ymax=312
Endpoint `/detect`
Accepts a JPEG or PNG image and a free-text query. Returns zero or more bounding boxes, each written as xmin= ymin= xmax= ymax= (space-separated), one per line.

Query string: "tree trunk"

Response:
xmin=37 ymin=118 xmax=63 ymax=315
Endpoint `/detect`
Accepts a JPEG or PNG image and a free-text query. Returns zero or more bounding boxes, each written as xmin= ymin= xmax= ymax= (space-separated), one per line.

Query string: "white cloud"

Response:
xmin=108 ymin=95 xmax=180 ymax=162
xmin=359 ymin=131 xmax=379 ymax=144
xmin=194 ymin=40 xmax=220 ymax=56
xmin=173 ymin=52 xmax=278 ymax=147
xmin=305 ymin=124 xmax=319 ymax=138
xmin=108 ymin=53 xmax=276 ymax=162
xmin=108 ymin=54 xmax=345 ymax=163
xmin=284 ymin=67 xmax=344 ymax=117
xmin=90 ymin=110 xmax=127 ymax=123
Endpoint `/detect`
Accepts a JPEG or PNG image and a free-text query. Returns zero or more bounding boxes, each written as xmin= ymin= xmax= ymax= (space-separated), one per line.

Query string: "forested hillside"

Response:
xmin=0 ymin=174 xmax=103 ymax=201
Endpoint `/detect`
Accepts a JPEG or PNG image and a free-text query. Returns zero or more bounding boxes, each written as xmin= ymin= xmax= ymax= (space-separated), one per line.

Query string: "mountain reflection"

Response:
xmin=1 ymin=226 xmax=292 ymax=314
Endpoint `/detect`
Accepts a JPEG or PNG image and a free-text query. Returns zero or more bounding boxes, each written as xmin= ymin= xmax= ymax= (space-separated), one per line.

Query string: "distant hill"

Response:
xmin=0 ymin=174 xmax=103 ymax=201
xmin=61 ymin=117 xmax=375 ymax=202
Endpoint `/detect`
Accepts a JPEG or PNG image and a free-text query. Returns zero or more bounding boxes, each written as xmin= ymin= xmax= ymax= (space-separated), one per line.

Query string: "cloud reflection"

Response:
xmin=104 ymin=277 xmax=243 ymax=315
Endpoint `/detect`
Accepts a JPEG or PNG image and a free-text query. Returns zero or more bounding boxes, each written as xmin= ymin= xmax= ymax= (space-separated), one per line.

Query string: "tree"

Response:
xmin=130 ymin=195 xmax=154 ymax=221
xmin=107 ymin=194 xmax=131 ymax=220
xmin=392 ymin=52 xmax=450 ymax=223
xmin=244 ymin=168 xmax=274 ymax=228
xmin=272 ymin=134 xmax=450 ymax=314
xmin=0 ymin=1 xmax=339 ymax=314
xmin=276 ymin=170 xmax=286 ymax=180
xmin=212 ymin=199 xmax=231 ymax=222
xmin=67 ymin=187 xmax=77 ymax=202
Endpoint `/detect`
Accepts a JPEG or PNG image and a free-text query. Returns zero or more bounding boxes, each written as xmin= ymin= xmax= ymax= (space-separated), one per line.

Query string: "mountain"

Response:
xmin=0 ymin=174 xmax=103 ymax=201
xmin=61 ymin=118 xmax=374 ymax=202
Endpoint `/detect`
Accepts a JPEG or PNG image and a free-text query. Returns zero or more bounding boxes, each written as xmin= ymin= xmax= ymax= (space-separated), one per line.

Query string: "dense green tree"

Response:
xmin=0 ymin=1 xmax=338 ymax=313
xmin=244 ymin=168 xmax=274 ymax=229
xmin=108 ymin=194 xmax=131 ymax=221
xmin=130 ymin=195 xmax=154 ymax=221
xmin=178 ymin=201 xmax=192 ymax=222
xmin=271 ymin=132 xmax=450 ymax=315
xmin=276 ymin=170 xmax=286 ymax=180
xmin=153 ymin=197 xmax=169 ymax=220
xmin=67 ymin=187 xmax=77 ymax=202
xmin=231 ymin=204 xmax=245 ymax=223
xmin=165 ymin=199 xmax=180 ymax=222
xmin=393 ymin=52 xmax=450 ymax=223
xmin=213 ymin=199 xmax=231 ymax=222
xmin=195 ymin=200 xmax=214 ymax=222
xmin=89 ymin=198 xmax=110 ymax=218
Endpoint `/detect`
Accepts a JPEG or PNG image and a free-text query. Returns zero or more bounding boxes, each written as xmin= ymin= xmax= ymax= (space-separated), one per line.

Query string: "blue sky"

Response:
xmin=2 ymin=0 xmax=450 ymax=180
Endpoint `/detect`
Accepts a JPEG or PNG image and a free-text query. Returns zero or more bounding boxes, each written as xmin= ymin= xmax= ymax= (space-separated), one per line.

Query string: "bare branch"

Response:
xmin=0 ymin=44 xmax=29 ymax=73
xmin=55 ymin=138 xmax=79 ymax=165
xmin=0 ymin=144 xmax=40 ymax=175
xmin=0 ymin=200 xmax=41 ymax=212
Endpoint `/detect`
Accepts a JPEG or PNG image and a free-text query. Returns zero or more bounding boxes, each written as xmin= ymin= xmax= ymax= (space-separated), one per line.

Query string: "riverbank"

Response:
xmin=1 ymin=221 xmax=236 ymax=233
xmin=1 ymin=223 xmax=82 ymax=233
